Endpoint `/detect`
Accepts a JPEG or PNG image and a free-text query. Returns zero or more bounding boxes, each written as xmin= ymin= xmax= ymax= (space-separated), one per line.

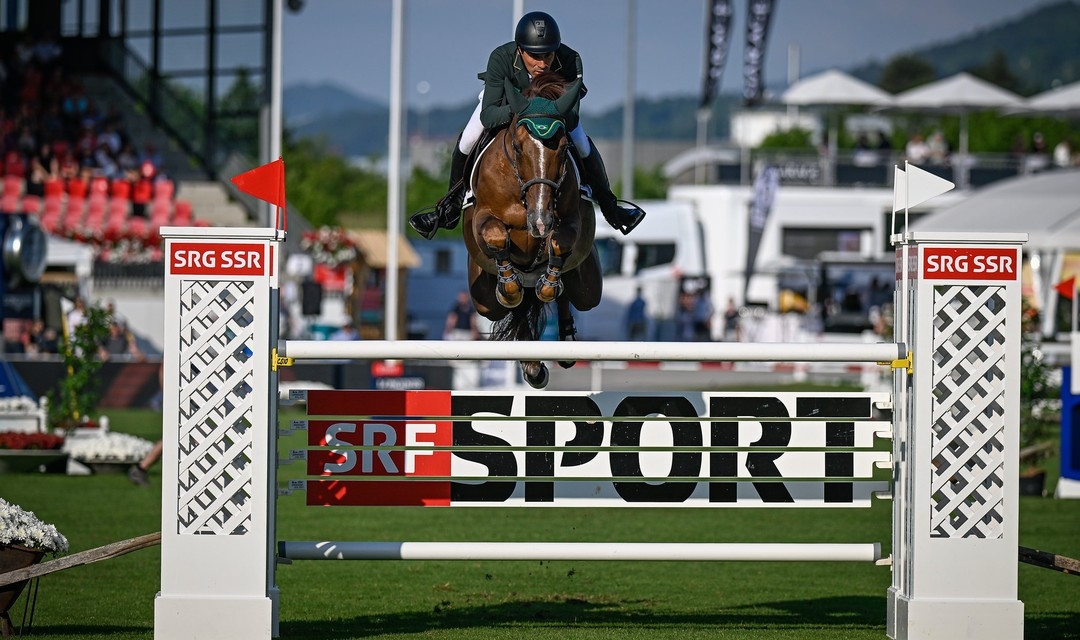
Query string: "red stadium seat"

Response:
xmin=172 ymin=200 xmax=193 ymax=225
xmin=111 ymin=178 xmax=131 ymax=200
xmin=3 ymin=175 xmax=21 ymax=198
xmin=21 ymin=195 xmax=41 ymax=215
xmin=44 ymin=177 xmax=64 ymax=198
xmin=153 ymin=179 xmax=175 ymax=201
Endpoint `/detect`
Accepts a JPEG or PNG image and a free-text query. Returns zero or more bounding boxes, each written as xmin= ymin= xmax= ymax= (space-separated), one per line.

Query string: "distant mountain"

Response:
xmin=283 ymin=82 xmax=384 ymax=128
xmin=848 ymin=0 xmax=1080 ymax=92
xmin=284 ymin=1 xmax=1080 ymax=156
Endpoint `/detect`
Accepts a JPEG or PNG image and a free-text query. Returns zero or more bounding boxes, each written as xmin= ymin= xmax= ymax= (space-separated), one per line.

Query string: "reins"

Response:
xmin=505 ymin=111 xmax=569 ymax=206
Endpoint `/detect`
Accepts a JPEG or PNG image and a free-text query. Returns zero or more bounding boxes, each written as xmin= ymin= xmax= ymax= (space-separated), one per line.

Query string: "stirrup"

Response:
xmin=614 ymin=199 xmax=646 ymax=235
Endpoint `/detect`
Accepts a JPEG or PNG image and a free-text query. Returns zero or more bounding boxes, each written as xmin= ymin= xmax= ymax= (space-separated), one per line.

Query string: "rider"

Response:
xmin=409 ymin=10 xmax=646 ymax=240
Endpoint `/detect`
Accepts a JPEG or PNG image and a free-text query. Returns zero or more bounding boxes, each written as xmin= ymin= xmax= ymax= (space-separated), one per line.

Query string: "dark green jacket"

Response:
xmin=478 ymin=41 xmax=584 ymax=131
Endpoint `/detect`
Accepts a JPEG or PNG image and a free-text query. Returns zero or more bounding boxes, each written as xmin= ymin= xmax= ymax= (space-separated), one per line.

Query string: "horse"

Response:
xmin=462 ymin=72 xmax=602 ymax=389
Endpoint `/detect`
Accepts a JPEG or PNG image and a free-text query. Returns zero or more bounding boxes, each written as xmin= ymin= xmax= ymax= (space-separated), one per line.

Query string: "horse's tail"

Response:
xmin=491 ymin=295 xmax=548 ymax=343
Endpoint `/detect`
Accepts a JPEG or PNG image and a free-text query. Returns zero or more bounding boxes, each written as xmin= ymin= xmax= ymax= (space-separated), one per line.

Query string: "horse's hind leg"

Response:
xmin=520 ymin=360 xmax=549 ymax=389
xmin=556 ymin=296 xmax=577 ymax=370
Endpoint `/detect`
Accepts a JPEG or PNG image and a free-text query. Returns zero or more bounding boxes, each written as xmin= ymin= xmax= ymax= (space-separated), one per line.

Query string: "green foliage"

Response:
xmin=878 ymin=55 xmax=937 ymax=94
xmin=969 ymin=50 xmax=1024 ymax=94
xmin=284 ymin=137 xmax=388 ymax=227
xmin=48 ymin=303 xmax=111 ymax=430
xmin=1019 ymin=303 xmax=1059 ymax=461
xmin=614 ymin=165 xmax=669 ymax=200
xmin=758 ymin=127 xmax=814 ymax=150
xmin=216 ymin=67 xmax=262 ymax=159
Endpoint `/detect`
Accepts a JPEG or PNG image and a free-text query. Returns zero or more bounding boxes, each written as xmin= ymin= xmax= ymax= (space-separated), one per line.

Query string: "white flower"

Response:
xmin=0 ymin=498 xmax=69 ymax=553
xmin=63 ymin=431 xmax=154 ymax=462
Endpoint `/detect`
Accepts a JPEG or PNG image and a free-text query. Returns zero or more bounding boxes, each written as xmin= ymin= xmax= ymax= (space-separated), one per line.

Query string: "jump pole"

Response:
xmin=157 ymin=225 xmax=1026 ymax=640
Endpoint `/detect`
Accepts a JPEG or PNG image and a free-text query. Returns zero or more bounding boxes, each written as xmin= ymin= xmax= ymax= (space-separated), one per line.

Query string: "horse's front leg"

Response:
xmin=536 ymin=226 xmax=577 ymax=303
xmin=477 ymin=213 xmax=522 ymax=309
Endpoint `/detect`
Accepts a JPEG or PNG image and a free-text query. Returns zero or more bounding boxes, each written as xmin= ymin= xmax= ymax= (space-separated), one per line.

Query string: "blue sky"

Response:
xmin=282 ymin=0 xmax=1061 ymax=113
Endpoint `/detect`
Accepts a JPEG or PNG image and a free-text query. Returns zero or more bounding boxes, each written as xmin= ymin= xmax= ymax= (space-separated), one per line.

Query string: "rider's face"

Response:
xmin=520 ymin=49 xmax=554 ymax=75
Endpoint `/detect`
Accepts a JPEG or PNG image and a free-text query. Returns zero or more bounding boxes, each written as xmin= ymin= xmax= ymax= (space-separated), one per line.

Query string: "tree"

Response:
xmin=969 ymin=50 xmax=1025 ymax=95
xmin=217 ymin=67 xmax=262 ymax=159
xmin=879 ymin=55 xmax=936 ymax=94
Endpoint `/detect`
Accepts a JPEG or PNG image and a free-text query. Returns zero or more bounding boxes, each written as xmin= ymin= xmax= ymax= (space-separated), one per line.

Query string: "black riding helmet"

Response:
xmin=515 ymin=11 xmax=561 ymax=55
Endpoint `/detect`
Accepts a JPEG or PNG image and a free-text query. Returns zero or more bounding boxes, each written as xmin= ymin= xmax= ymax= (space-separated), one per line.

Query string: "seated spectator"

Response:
xmin=927 ymin=130 xmax=950 ymax=165
xmin=904 ymin=134 xmax=929 ymax=164
xmin=4 ymin=149 xmax=26 ymax=178
xmin=131 ymin=161 xmax=155 ymax=217
xmin=1054 ymin=138 xmax=1074 ymax=168
xmin=27 ymin=319 xmax=60 ymax=355
xmin=101 ymin=320 xmax=143 ymax=360
xmin=25 ymin=142 xmax=57 ymax=197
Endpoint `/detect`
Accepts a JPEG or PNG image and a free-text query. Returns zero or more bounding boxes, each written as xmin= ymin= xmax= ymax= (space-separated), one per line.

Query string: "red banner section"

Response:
xmin=922 ymin=246 xmax=1019 ymax=281
xmin=169 ymin=242 xmax=266 ymax=277
xmin=305 ymin=390 xmax=452 ymax=506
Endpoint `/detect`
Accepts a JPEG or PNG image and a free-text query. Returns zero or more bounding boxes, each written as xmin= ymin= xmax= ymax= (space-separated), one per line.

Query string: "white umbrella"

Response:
xmin=781 ymin=69 xmax=894 ymax=107
xmin=781 ymin=69 xmax=895 ymax=184
xmin=1019 ymin=79 xmax=1080 ymax=115
xmin=893 ymin=72 xmax=1024 ymax=187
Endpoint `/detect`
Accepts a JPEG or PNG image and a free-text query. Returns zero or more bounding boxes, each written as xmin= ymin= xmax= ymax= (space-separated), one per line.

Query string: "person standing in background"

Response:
xmin=625 ymin=286 xmax=648 ymax=340
xmin=444 ymin=290 xmax=480 ymax=340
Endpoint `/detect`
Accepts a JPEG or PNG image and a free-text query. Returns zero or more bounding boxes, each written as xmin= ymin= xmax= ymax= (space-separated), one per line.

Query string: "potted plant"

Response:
xmin=1018 ymin=304 xmax=1059 ymax=496
xmin=0 ymin=497 xmax=69 ymax=634
xmin=46 ymin=302 xmax=111 ymax=433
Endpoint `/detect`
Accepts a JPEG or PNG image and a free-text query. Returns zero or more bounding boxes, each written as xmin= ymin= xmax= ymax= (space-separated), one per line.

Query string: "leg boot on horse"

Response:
xmin=409 ymin=141 xmax=468 ymax=240
xmin=579 ymin=139 xmax=646 ymax=236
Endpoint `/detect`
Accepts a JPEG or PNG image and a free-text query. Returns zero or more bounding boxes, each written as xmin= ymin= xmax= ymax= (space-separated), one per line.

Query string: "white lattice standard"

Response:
xmin=889 ymin=233 xmax=1024 ymax=640
xmin=157 ymin=227 xmax=283 ymax=640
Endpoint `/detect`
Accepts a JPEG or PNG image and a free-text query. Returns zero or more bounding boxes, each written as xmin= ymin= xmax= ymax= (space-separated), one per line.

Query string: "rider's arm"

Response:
xmin=553 ymin=45 xmax=584 ymax=119
xmin=479 ymin=45 xmax=516 ymax=129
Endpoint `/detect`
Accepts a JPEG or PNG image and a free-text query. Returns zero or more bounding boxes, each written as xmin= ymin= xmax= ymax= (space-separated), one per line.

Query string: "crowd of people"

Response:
xmin=0 ymin=33 xmax=167 ymax=212
xmin=8 ymin=295 xmax=143 ymax=360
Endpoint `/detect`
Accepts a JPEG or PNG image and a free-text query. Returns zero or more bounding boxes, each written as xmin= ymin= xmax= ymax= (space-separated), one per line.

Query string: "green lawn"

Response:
xmin=3 ymin=408 xmax=1078 ymax=639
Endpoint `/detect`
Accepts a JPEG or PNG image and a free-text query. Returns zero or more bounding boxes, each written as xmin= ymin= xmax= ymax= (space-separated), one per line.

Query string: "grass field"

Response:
xmin=3 ymin=408 xmax=1079 ymax=639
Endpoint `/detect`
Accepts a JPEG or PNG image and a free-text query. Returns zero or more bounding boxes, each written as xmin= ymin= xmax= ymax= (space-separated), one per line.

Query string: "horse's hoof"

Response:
xmin=496 ymin=288 xmax=522 ymax=308
xmin=535 ymin=279 xmax=562 ymax=303
xmin=522 ymin=362 xmax=549 ymax=389
xmin=558 ymin=359 xmax=576 ymax=369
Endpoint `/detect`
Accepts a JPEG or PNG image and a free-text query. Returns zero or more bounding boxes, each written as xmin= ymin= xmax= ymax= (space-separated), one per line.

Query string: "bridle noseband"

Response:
xmin=505 ymin=113 xmax=569 ymax=206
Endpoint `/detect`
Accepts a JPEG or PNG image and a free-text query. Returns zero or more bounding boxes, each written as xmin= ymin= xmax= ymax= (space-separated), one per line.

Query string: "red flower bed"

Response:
xmin=0 ymin=432 xmax=66 ymax=450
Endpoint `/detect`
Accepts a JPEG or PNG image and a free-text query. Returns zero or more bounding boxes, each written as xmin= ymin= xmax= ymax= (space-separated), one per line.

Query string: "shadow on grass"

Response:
xmin=280 ymin=594 xmax=885 ymax=638
xmin=1025 ymin=612 xmax=1080 ymax=639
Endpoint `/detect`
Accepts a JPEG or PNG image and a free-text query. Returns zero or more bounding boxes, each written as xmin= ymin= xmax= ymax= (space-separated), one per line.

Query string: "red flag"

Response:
xmin=1055 ymin=276 xmax=1076 ymax=300
xmin=232 ymin=158 xmax=285 ymax=208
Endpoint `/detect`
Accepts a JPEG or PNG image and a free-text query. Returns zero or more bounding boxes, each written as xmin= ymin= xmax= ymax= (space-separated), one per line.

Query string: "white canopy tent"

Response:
xmin=910 ymin=167 xmax=1080 ymax=335
xmin=1020 ymin=79 xmax=1080 ymax=115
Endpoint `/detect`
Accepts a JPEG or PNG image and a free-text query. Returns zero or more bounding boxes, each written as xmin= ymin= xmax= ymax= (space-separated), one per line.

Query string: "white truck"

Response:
xmin=574 ymin=200 xmax=708 ymax=341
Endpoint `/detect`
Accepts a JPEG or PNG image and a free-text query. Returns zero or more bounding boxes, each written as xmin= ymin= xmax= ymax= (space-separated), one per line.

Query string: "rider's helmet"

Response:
xmin=515 ymin=11 xmax=561 ymax=55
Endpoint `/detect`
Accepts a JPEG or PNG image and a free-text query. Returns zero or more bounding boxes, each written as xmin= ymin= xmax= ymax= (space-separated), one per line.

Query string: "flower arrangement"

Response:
xmin=0 ymin=432 xmax=65 ymax=450
xmin=0 ymin=497 xmax=69 ymax=553
xmin=63 ymin=431 xmax=153 ymax=463
xmin=300 ymin=226 xmax=359 ymax=267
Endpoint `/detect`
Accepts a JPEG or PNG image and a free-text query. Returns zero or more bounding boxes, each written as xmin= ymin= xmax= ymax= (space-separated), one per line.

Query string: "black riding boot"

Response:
xmin=409 ymin=144 xmax=468 ymax=240
xmin=579 ymin=141 xmax=645 ymax=235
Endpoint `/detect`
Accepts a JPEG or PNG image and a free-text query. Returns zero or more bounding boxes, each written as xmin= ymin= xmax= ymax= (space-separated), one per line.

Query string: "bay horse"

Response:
xmin=462 ymin=72 xmax=602 ymax=389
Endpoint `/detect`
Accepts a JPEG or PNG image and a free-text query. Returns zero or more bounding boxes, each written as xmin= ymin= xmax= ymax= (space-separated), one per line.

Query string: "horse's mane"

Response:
xmin=525 ymin=71 xmax=566 ymax=100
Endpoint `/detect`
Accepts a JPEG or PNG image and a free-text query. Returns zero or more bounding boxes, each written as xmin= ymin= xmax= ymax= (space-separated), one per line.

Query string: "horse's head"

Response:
xmin=509 ymin=72 xmax=570 ymax=238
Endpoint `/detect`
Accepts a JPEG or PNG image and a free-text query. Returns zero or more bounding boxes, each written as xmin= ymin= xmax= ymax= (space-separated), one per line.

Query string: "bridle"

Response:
xmin=504 ymin=112 xmax=570 ymax=207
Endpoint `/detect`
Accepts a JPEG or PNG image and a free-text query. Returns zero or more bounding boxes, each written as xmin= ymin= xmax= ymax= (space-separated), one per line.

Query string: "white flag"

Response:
xmin=892 ymin=162 xmax=954 ymax=212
